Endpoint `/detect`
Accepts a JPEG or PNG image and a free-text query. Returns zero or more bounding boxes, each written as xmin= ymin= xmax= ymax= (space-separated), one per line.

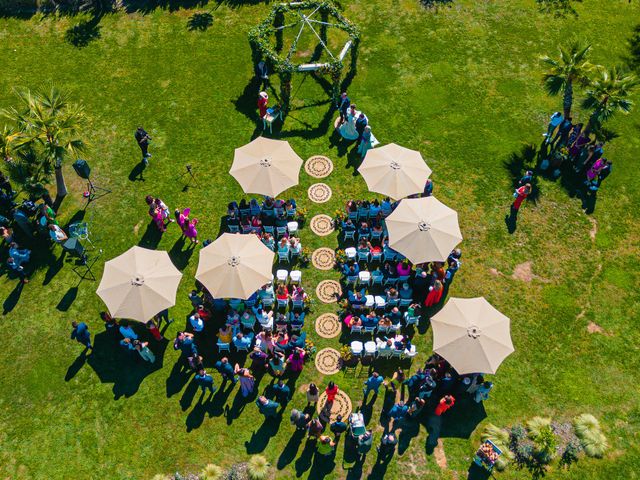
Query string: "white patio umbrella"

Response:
xmin=195 ymin=233 xmax=274 ymax=299
xmin=96 ymin=246 xmax=183 ymax=322
xmin=230 ymin=137 xmax=303 ymax=197
xmin=385 ymin=196 xmax=462 ymax=264
xmin=358 ymin=143 xmax=432 ymax=199
xmin=431 ymin=297 xmax=514 ymax=374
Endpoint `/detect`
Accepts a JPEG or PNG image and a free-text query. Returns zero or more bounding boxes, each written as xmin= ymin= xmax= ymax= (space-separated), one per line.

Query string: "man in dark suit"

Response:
xmin=337 ymin=92 xmax=350 ymax=124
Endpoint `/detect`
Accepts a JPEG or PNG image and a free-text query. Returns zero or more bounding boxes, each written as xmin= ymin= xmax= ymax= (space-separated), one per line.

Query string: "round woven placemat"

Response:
xmin=318 ymin=390 xmax=352 ymax=423
xmin=315 ymin=280 xmax=341 ymax=303
xmin=308 ymin=183 xmax=332 ymax=203
xmin=305 ymin=155 xmax=334 ymax=179
xmin=315 ymin=313 xmax=341 ymax=339
xmin=309 ymin=214 xmax=335 ymax=236
xmin=315 ymin=347 xmax=342 ymax=375
xmin=311 ymin=248 xmax=336 ymax=270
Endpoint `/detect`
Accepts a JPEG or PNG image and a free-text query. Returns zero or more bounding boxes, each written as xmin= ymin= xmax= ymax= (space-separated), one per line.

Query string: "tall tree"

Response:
xmin=541 ymin=43 xmax=592 ymax=118
xmin=582 ymin=66 xmax=639 ymax=133
xmin=2 ymin=86 xmax=87 ymax=208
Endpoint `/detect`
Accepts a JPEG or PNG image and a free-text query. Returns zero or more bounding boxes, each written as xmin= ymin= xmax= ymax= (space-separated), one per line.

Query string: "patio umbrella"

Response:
xmin=230 ymin=137 xmax=303 ymax=198
xmin=96 ymin=246 xmax=182 ymax=322
xmin=195 ymin=233 xmax=274 ymax=299
xmin=358 ymin=143 xmax=432 ymax=199
xmin=431 ymin=297 xmax=514 ymax=375
xmin=385 ymin=196 xmax=462 ymax=264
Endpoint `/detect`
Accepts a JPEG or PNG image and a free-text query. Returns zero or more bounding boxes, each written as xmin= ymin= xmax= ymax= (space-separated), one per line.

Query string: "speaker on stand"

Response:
xmin=72 ymin=159 xmax=111 ymax=207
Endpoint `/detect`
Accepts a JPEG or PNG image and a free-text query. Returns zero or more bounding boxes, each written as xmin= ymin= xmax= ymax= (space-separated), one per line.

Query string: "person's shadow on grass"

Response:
xmin=308 ymin=450 xmax=336 ymax=479
xmin=245 ymin=414 xmax=283 ymax=454
xmin=505 ymin=206 xmax=518 ymax=234
xmin=65 ymin=349 xmax=89 ymax=381
xmin=2 ymin=279 xmax=25 ymax=314
xmin=294 ymin=438 xmax=316 ymax=477
xmin=128 ymin=160 xmax=146 ymax=181
xmin=138 ymin=221 xmax=163 ymax=250
xmin=277 ymin=428 xmax=305 ymax=470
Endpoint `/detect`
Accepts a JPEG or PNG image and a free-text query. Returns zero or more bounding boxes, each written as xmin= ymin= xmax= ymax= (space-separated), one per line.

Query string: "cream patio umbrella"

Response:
xmin=230 ymin=137 xmax=303 ymax=198
xmin=195 ymin=233 xmax=275 ymax=299
xmin=385 ymin=196 xmax=462 ymax=264
xmin=431 ymin=297 xmax=514 ymax=375
xmin=358 ymin=143 xmax=432 ymax=199
xmin=96 ymin=246 xmax=183 ymax=322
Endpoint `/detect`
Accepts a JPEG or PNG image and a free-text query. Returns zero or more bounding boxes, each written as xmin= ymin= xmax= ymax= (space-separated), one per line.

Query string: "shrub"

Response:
xmin=482 ymin=423 xmax=510 ymax=448
xmin=573 ymin=413 xmax=600 ymax=437
xmin=581 ymin=430 xmax=608 ymax=458
xmin=531 ymin=425 xmax=557 ymax=464
xmin=151 ymin=475 xmax=171 ymax=480
xmin=560 ymin=440 xmax=581 ymax=468
xmin=247 ymin=455 xmax=270 ymax=480
xmin=200 ymin=464 xmax=224 ymax=480
xmin=526 ymin=417 xmax=552 ymax=439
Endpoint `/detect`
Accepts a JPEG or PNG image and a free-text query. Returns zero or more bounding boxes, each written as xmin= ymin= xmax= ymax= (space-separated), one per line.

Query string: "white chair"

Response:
xmin=289 ymin=270 xmax=302 ymax=285
xmin=405 ymin=344 xmax=418 ymax=359
xmin=350 ymin=325 xmax=363 ymax=335
xmin=358 ymin=271 xmax=371 ymax=287
xmin=276 ymin=269 xmax=289 ymax=283
xmin=374 ymin=296 xmax=386 ymax=310
xmin=287 ymin=221 xmax=299 ymax=235
xmin=350 ymin=341 xmax=364 ymax=356
xmin=364 ymin=341 xmax=377 ymax=356
xmin=365 ymin=295 xmax=375 ymax=309
xmin=345 ymin=247 xmax=357 ymax=260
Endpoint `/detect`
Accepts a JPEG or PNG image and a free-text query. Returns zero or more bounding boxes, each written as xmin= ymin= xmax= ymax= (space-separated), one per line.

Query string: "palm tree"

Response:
xmin=541 ymin=42 xmax=593 ymax=119
xmin=582 ymin=66 xmax=639 ymax=133
xmin=2 ymin=86 xmax=87 ymax=208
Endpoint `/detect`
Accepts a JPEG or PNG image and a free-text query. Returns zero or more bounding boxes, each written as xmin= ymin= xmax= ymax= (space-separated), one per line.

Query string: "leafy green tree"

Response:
xmin=541 ymin=43 xmax=593 ymax=118
xmin=2 ymin=86 xmax=87 ymax=207
xmin=582 ymin=66 xmax=639 ymax=133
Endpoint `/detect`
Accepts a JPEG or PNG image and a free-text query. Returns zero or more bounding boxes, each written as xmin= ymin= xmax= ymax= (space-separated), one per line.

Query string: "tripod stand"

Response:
xmin=180 ymin=164 xmax=198 ymax=191
xmin=83 ymin=177 xmax=112 ymax=207
xmin=72 ymin=248 xmax=103 ymax=282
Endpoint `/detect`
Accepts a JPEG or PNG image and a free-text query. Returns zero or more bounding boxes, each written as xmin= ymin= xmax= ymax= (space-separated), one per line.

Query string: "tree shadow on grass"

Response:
xmin=65 ymin=15 xmax=101 ymax=48
xmin=503 ymin=143 xmax=541 ymax=205
xmin=277 ymin=428 xmax=305 ymax=470
xmin=87 ymin=331 xmax=168 ymax=399
xmin=187 ymin=11 xmax=213 ymax=31
xmin=625 ymin=24 xmax=640 ymax=72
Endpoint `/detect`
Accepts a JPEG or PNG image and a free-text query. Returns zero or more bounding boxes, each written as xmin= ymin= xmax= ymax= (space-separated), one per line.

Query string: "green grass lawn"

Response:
xmin=0 ymin=1 xmax=639 ymax=479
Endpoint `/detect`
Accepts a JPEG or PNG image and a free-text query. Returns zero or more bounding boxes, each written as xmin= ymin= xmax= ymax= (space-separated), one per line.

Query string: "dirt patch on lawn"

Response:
xmin=587 ymin=321 xmax=611 ymax=336
xmin=434 ymin=439 xmax=447 ymax=470
xmin=589 ymin=217 xmax=598 ymax=240
xmin=512 ymin=261 xmax=535 ymax=282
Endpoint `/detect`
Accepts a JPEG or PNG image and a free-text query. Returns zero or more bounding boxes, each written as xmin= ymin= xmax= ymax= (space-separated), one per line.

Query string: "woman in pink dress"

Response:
xmin=424 ymin=280 xmax=444 ymax=307
xmin=174 ymin=208 xmax=190 ymax=234
xmin=586 ymin=158 xmax=605 ymax=182
xmin=185 ymin=218 xmax=199 ymax=244
xmin=287 ymin=347 xmax=305 ymax=373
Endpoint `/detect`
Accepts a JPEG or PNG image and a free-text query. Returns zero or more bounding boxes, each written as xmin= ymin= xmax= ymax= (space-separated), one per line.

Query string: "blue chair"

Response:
xmin=343 ymin=230 xmax=356 ymax=242
xmin=228 ymin=224 xmax=240 ymax=234
xmin=239 ymin=208 xmax=250 ymax=218
xmin=217 ymin=341 xmax=231 ymax=353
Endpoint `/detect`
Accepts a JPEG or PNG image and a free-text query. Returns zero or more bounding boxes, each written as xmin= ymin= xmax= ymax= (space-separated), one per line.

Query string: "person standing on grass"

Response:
xmin=330 ymin=414 xmax=348 ymax=440
xmin=512 ymin=183 xmax=532 ymax=212
xmin=195 ymin=369 xmax=215 ymax=394
xmin=317 ymin=435 xmax=336 ymax=456
xmin=258 ymin=92 xmax=269 ymax=118
xmin=214 ymin=357 xmax=237 ymax=385
xmin=133 ymin=340 xmax=155 ymax=363
xmin=256 ymin=395 xmax=280 ymax=418
xmin=363 ymin=371 xmax=384 ymax=401
xmin=71 ymin=321 xmax=92 ymax=350
xmin=337 ymin=92 xmax=350 ymax=124
xmin=135 ymin=126 xmax=152 ymax=163
xmin=325 ymin=381 xmax=339 ymax=404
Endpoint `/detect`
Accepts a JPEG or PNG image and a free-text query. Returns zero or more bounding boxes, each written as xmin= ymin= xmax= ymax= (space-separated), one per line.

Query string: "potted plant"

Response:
xmin=296 ymin=207 xmax=307 ymax=227
xmin=298 ymin=247 xmax=310 ymax=267
xmin=340 ymin=344 xmax=357 ymax=367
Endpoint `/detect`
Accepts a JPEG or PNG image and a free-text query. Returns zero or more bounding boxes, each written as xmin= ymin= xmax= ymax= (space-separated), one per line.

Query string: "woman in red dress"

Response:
xmin=257 ymin=91 xmax=268 ymax=118
xmin=325 ymin=381 xmax=339 ymax=403
xmin=424 ymin=280 xmax=444 ymax=307
xmin=512 ymin=183 xmax=531 ymax=211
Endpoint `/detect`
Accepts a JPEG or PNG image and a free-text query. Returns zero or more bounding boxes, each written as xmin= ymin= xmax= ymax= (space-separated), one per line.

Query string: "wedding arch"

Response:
xmin=248 ymin=1 xmax=360 ymax=113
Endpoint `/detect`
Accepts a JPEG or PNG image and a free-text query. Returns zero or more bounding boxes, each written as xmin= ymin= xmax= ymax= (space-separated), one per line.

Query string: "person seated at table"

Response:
xmin=218 ymin=324 xmax=233 ymax=343
xmin=344 ymin=313 xmax=362 ymax=328
xmin=343 ymin=261 xmax=360 ymax=277
xmin=277 ymin=237 xmax=290 ymax=255
xmin=289 ymin=236 xmax=302 ymax=256
xmin=397 ymin=259 xmax=412 ymax=277
xmin=227 ymin=201 xmax=239 ymax=217
xmin=288 ymin=332 xmax=306 ymax=350
xmin=275 ymin=213 xmax=288 ymax=230
xmin=360 ymin=311 xmax=378 ymax=328
xmin=286 ymin=346 xmax=305 ymax=373
xmin=249 ymin=198 xmax=261 ymax=217
xmin=341 ymin=218 xmax=356 ymax=233
xmin=290 ymin=311 xmax=305 ymax=329
xmin=227 ymin=309 xmax=240 ymax=327
xmin=369 ymin=199 xmax=381 ymax=219
xmin=233 ymin=331 xmax=254 ymax=350
xmin=257 ymin=282 xmax=274 ymax=300
xmin=276 ymin=284 xmax=289 ymax=302
xmin=274 ymin=331 xmax=289 ymax=352
xmin=399 ymin=283 xmax=413 ymax=300
xmin=253 ymin=307 xmax=273 ymax=330
xmin=378 ymin=315 xmax=393 ymax=329
xmin=382 ymin=261 xmax=397 ymax=280
xmin=348 ymin=289 xmax=366 ymax=307
xmin=274 ymin=312 xmax=288 ymax=331
xmin=48 ymin=223 xmax=68 ymax=243
xmin=238 ymin=198 xmax=249 ymax=215
xmin=385 ymin=287 xmax=399 ymax=303
xmin=358 ymin=222 xmax=371 ymax=239
xmin=256 ymin=330 xmax=275 ymax=353
xmin=251 ymin=215 xmax=262 ymax=230
xmin=269 ymin=351 xmax=286 ymax=377
xmin=285 ymin=199 xmax=297 ymax=216
xmin=291 ymin=286 xmax=307 ymax=303
xmin=261 ymin=211 xmax=275 ymax=227
xmin=388 ymin=307 xmax=403 ymax=324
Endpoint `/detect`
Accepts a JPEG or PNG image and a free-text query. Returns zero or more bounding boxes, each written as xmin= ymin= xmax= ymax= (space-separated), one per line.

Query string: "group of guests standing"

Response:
xmin=337 ymin=91 xmax=377 ymax=159
xmin=145 ymin=195 xmax=199 ymax=244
